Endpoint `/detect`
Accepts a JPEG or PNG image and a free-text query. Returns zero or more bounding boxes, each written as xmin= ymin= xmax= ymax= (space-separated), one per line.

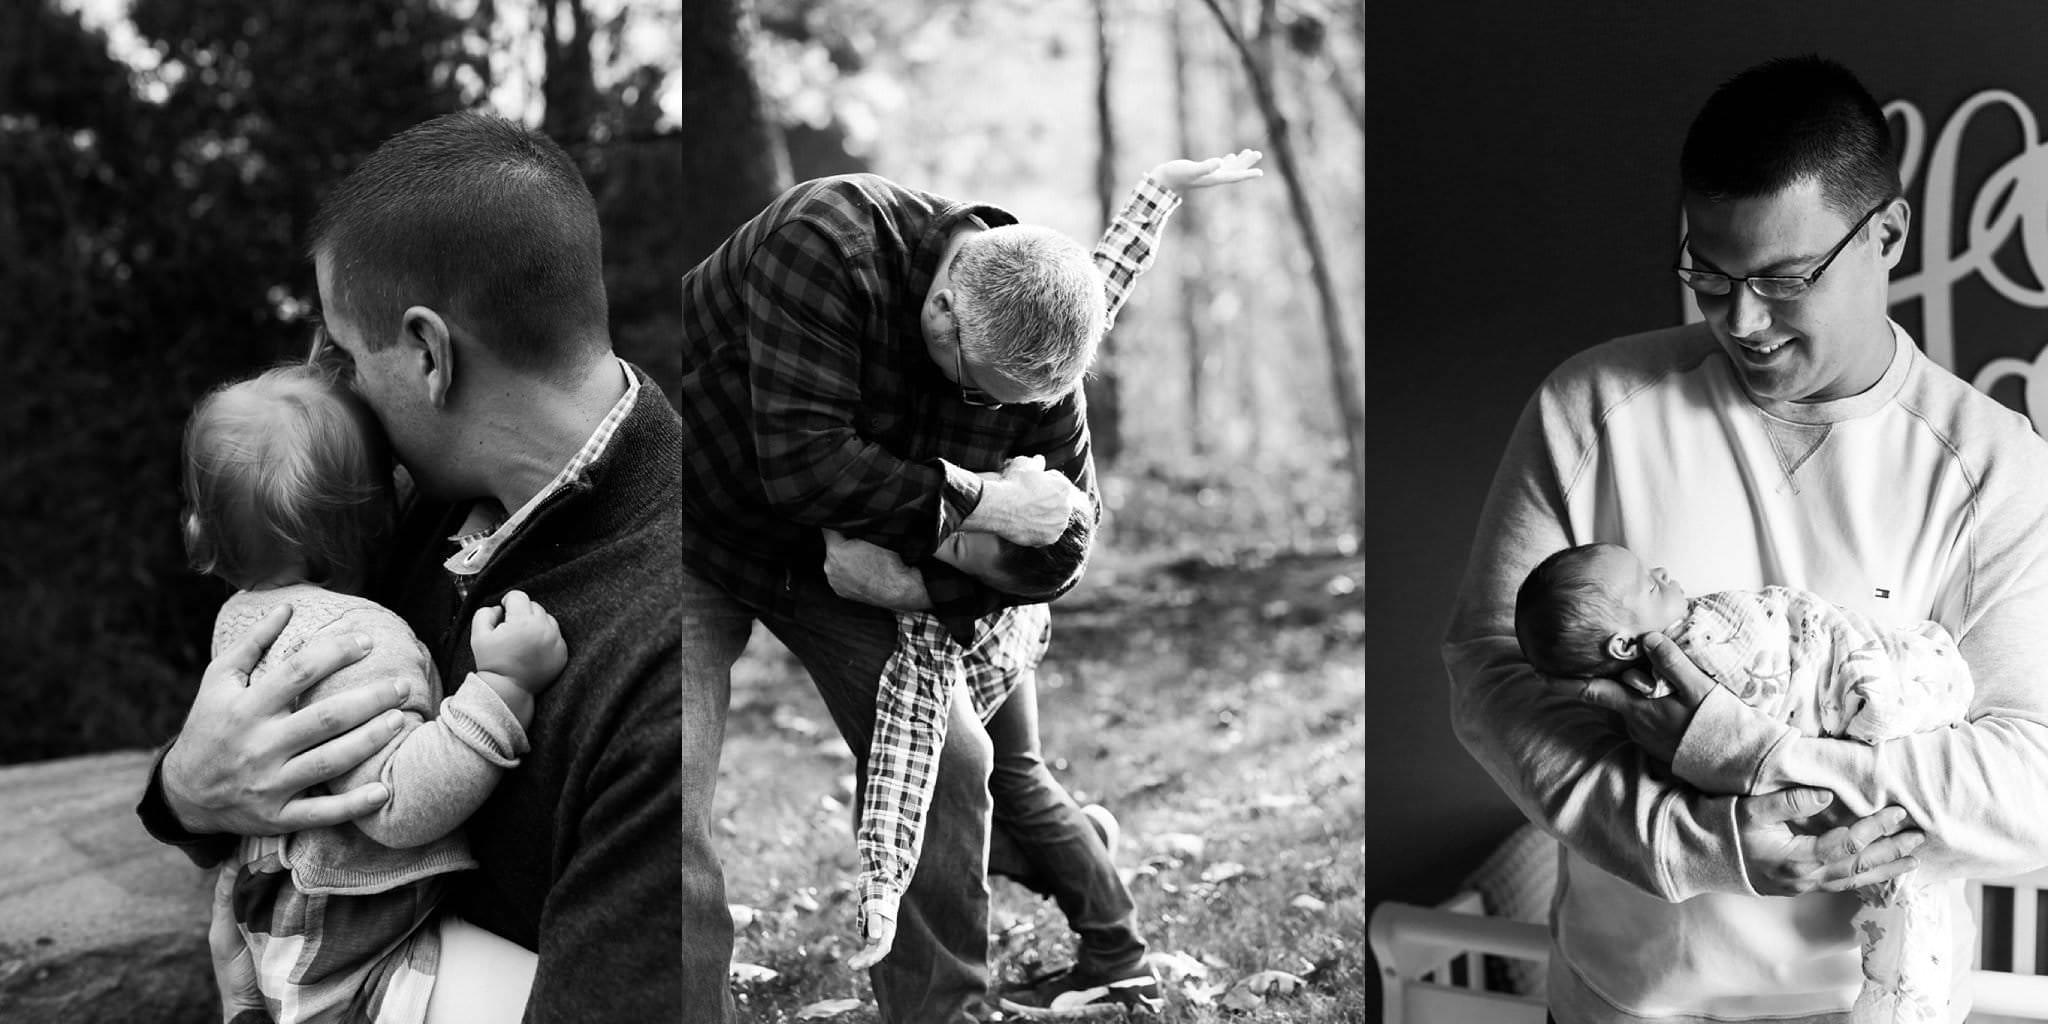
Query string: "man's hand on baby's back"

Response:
xmin=165 ymin=603 xmax=402 ymax=836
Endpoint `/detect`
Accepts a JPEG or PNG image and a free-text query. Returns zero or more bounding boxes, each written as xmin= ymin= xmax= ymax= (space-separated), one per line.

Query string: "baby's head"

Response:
xmin=182 ymin=364 xmax=396 ymax=595
xmin=1514 ymin=543 xmax=1689 ymax=678
xmin=936 ymin=508 xmax=1094 ymax=598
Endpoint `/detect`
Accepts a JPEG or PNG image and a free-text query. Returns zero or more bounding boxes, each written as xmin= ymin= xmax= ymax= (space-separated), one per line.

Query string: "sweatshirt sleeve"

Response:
xmin=1443 ymin=364 xmax=1756 ymax=902
xmin=1707 ymin=452 xmax=2048 ymax=883
xmin=316 ymin=608 xmax=530 ymax=850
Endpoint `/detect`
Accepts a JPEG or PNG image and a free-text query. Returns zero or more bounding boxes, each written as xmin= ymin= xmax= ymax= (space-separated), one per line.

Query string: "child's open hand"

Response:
xmin=470 ymin=590 xmax=568 ymax=696
xmin=1151 ymin=149 xmax=1264 ymax=192
xmin=846 ymin=900 xmax=897 ymax=971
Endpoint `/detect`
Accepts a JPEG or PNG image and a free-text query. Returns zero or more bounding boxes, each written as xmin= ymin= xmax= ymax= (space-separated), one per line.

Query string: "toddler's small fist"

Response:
xmin=470 ymin=589 xmax=568 ymax=694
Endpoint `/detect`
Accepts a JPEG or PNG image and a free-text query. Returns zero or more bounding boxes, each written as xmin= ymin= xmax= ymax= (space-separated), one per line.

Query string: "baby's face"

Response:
xmin=1586 ymin=545 xmax=1688 ymax=632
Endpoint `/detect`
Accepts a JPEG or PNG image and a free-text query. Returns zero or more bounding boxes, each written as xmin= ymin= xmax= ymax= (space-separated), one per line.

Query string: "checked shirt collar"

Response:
xmin=443 ymin=356 xmax=639 ymax=593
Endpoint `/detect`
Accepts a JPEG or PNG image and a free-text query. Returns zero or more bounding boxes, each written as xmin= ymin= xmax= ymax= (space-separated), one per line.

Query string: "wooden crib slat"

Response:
xmin=1968 ymin=882 xmax=1986 ymax=969
xmin=1966 ymin=880 xmax=1982 ymax=966
xmin=2015 ymin=887 xmax=2038 ymax=975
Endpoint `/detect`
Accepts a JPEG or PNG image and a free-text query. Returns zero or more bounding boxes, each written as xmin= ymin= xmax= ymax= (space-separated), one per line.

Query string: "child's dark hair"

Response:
xmin=181 ymin=363 xmax=396 ymax=595
xmin=1514 ymin=544 xmax=1638 ymax=679
xmin=988 ymin=507 xmax=1095 ymax=599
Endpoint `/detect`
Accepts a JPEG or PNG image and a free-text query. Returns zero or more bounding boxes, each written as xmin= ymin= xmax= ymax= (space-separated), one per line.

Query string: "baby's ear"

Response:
xmin=1604 ymin=633 xmax=1641 ymax=662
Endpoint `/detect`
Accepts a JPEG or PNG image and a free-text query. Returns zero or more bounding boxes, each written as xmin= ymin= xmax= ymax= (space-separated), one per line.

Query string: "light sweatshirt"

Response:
xmin=1443 ymin=321 xmax=2048 ymax=1024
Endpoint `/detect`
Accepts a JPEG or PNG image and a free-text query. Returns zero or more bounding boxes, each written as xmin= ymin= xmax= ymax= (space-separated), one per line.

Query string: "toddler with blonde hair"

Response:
xmin=182 ymin=362 xmax=565 ymax=1024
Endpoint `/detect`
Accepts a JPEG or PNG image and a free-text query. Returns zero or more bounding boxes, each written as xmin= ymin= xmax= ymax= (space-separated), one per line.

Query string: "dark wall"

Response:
xmin=1367 ymin=2 xmax=2048 ymax=913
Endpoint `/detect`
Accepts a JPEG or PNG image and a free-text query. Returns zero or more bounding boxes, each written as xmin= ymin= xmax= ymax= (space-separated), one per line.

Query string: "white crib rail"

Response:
xmin=1373 ymin=871 xmax=2048 ymax=1024
xmin=1368 ymin=899 xmax=1546 ymax=1024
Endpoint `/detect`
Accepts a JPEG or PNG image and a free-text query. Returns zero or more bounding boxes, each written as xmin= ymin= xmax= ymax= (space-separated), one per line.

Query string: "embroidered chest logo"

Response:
xmin=1874 ymin=587 xmax=1892 ymax=599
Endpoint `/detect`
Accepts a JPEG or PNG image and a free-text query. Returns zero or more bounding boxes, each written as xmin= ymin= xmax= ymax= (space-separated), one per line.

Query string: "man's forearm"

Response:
xmin=1445 ymin=391 xmax=1754 ymax=901
xmin=1447 ymin=638 xmax=1753 ymax=900
xmin=136 ymin=744 xmax=236 ymax=867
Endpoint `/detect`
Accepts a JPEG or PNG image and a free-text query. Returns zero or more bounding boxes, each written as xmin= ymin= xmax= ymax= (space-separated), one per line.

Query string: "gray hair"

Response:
xmin=950 ymin=225 xmax=1106 ymax=401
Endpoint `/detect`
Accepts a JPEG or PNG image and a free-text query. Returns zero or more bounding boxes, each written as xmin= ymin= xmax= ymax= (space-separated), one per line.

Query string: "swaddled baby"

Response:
xmin=1516 ymin=542 xmax=1974 ymax=1024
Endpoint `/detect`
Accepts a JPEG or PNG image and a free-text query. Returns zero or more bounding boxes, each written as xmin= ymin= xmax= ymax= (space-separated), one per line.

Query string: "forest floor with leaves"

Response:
xmin=711 ymin=537 xmax=1366 ymax=1023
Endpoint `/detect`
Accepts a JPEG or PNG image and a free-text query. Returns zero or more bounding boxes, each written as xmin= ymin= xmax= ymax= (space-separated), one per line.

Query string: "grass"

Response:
xmin=711 ymin=541 xmax=1366 ymax=1022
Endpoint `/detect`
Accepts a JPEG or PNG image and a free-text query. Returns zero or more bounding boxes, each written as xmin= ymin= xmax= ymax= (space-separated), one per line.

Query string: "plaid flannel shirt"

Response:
xmin=677 ymin=173 xmax=1180 ymax=642
xmin=857 ymin=604 xmax=1052 ymax=931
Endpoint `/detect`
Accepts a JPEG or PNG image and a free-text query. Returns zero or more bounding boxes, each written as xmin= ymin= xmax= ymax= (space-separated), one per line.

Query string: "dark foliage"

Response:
xmin=0 ymin=0 xmax=677 ymax=764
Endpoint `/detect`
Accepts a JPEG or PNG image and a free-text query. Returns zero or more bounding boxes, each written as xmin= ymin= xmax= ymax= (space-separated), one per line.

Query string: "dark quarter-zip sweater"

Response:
xmin=143 ymin=364 xmax=688 ymax=1023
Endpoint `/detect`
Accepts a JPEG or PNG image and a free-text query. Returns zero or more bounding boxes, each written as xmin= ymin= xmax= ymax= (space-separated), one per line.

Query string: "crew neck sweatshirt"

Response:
xmin=1444 ymin=321 xmax=2048 ymax=1023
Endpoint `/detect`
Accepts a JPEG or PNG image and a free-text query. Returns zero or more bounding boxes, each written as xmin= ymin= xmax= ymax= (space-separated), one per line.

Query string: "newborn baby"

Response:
xmin=1515 ymin=542 xmax=1975 ymax=1024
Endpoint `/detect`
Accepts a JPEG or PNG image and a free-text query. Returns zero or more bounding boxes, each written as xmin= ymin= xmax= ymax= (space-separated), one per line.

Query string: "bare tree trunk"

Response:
xmin=539 ymin=0 xmax=598 ymax=146
xmin=676 ymin=0 xmax=791 ymax=269
xmin=1085 ymin=0 xmax=1123 ymax=466
xmin=1170 ymin=0 xmax=1207 ymax=458
xmin=1197 ymin=0 xmax=1365 ymax=534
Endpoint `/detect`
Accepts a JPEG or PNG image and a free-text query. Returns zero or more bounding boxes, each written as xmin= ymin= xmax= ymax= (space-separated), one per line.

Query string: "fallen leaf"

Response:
xmin=795 ymin=998 xmax=864 ymax=1019
xmin=1200 ymin=861 xmax=1248 ymax=884
xmin=789 ymin=889 xmax=821 ymax=913
xmin=1154 ymin=833 xmax=1206 ymax=860
xmin=729 ymin=904 xmax=759 ymax=930
xmin=1221 ymin=985 xmax=1263 ymax=1011
xmin=1289 ymin=894 xmax=1328 ymax=913
xmin=1146 ymin=949 xmax=1209 ymax=982
xmin=1240 ymin=970 xmax=1308 ymax=998
xmin=728 ymin=962 xmax=779 ymax=984
xmin=1181 ymin=979 xmax=1225 ymax=1006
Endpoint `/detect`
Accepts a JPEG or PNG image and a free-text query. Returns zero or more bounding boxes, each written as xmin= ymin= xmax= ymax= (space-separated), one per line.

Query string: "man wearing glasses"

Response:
xmin=1445 ymin=55 xmax=2048 ymax=1023
xmin=674 ymin=152 xmax=1257 ymax=1022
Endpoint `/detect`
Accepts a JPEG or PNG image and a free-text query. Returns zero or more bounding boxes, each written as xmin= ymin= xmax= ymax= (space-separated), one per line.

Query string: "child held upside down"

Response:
xmin=183 ymin=364 xmax=565 ymax=1024
xmin=830 ymin=482 xmax=1160 ymax=1015
xmin=1514 ymin=542 xmax=1974 ymax=1024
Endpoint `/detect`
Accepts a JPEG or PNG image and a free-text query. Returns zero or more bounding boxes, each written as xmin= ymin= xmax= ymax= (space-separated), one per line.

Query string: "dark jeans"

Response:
xmin=683 ymin=560 xmax=994 ymax=1024
xmin=984 ymin=669 xmax=1147 ymax=976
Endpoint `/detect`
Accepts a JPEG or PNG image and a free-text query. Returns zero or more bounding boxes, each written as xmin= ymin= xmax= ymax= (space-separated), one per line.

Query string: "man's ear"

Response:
xmin=398 ymin=305 xmax=454 ymax=409
xmin=1604 ymin=632 xmax=1641 ymax=662
xmin=1876 ymin=197 xmax=1912 ymax=270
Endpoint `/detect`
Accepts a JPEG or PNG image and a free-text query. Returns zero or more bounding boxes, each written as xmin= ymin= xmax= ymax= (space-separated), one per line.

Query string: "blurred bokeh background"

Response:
xmin=0 ymin=0 xmax=1362 ymax=765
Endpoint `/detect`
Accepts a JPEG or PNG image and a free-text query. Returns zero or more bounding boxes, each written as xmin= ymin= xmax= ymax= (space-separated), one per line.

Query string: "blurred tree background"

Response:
xmin=0 ymin=0 xmax=1361 ymax=765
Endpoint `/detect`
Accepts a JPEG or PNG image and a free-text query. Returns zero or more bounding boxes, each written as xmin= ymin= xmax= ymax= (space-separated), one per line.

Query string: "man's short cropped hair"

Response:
xmin=182 ymin=364 xmax=396 ymax=595
xmin=951 ymin=225 xmax=1107 ymax=402
xmin=986 ymin=508 xmax=1095 ymax=600
xmin=309 ymin=111 xmax=608 ymax=376
xmin=1514 ymin=544 xmax=1636 ymax=680
xmin=1681 ymin=54 xmax=1902 ymax=220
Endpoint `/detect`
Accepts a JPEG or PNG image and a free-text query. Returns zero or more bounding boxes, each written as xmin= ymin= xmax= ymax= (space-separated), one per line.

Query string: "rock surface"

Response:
xmin=0 ymin=750 xmax=216 ymax=1023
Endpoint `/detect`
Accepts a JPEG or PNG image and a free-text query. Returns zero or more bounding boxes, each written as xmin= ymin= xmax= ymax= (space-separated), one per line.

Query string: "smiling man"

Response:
xmin=1445 ymin=56 xmax=2048 ymax=1024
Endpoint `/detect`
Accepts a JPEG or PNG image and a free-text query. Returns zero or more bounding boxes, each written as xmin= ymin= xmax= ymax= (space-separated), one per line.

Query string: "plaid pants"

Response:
xmin=216 ymin=840 xmax=444 ymax=1024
